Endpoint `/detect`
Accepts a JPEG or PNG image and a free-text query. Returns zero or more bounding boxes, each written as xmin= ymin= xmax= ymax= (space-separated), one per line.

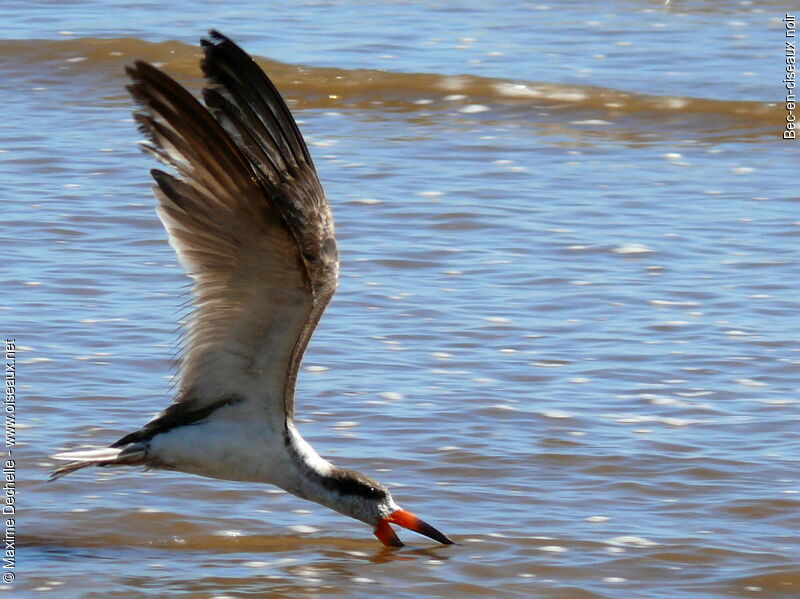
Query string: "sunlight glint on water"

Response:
xmin=4 ymin=2 xmax=799 ymax=598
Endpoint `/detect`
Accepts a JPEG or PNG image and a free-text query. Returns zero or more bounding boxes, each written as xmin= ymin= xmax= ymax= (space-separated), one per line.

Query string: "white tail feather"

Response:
xmin=52 ymin=447 xmax=123 ymax=462
xmin=49 ymin=444 xmax=146 ymax=480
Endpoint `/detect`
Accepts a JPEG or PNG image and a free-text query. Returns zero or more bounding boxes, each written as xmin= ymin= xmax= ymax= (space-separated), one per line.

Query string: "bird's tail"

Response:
xmin=49 ymin=444 xmax=147 ymax=480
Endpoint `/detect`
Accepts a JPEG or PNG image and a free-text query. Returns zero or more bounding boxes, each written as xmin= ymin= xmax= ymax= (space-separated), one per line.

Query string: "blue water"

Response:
xmin=3 ymin=2 xmax=799 ymax=598
xmin=0 ymin=0 xmax=789 ymax=100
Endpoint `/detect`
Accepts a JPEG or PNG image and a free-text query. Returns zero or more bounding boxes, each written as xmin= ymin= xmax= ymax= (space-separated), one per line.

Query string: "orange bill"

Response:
xmin=374 ymin=509 xmax=454 ymax=546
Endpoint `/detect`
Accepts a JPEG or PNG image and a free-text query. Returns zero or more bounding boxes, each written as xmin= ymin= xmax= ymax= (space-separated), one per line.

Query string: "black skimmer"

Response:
xmin=51 ymin=31 xmax=453 ymax=548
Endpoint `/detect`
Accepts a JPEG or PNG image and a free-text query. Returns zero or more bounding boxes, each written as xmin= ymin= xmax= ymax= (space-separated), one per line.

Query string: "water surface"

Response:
xmin=4 ymin=2 xmax=799 ymax=598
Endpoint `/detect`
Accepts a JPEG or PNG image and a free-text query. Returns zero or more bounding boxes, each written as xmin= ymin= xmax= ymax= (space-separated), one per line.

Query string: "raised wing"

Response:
xmin=117 ymin=31 xmax=337 ymax=443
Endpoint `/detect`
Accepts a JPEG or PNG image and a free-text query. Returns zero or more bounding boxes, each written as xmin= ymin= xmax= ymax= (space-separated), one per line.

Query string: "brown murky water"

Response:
xmin=4 ymin=3 xmax=799 ymax=598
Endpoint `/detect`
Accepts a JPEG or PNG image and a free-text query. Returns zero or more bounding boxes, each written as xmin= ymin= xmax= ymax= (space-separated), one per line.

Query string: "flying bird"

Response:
xmin=51 ymin=31 xmax=453 ymax=548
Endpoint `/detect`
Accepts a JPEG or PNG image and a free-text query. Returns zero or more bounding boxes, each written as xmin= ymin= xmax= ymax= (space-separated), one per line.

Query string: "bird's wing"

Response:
xmin=118 ymin=31 xmax=337 ymax=443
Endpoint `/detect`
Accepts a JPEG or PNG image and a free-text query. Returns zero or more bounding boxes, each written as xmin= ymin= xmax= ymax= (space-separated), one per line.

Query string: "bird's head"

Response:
xmin=320 ymin=468 xmax=453 ymax=547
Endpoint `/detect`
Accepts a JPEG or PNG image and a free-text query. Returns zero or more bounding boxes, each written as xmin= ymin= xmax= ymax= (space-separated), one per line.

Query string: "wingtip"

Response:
xmin=203 ymin=29 xmax=229 ymax=47
xmin=125 ymin=60 xmax=163 ymax=90
xmin=123 ymin=63 xmax=139 ymax=79
xmin=125 ymin=59 xmax=150 ymax=75
xmin=201 ymin=30 xmax=253 ymax=67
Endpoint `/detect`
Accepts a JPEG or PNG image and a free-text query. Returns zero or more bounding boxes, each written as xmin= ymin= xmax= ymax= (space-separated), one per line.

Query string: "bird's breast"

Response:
xmin=148 ymin=416 xmax=289 ymax=485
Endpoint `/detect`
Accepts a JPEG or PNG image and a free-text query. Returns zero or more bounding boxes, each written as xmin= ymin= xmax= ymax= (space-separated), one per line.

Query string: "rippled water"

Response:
xmin=5 ymin=2 xmax=799 ymax=598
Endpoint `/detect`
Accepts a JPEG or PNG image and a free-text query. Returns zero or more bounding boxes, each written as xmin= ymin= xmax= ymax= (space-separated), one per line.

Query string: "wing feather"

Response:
xmin=118 ymin=33 xmax=337 ymax=444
